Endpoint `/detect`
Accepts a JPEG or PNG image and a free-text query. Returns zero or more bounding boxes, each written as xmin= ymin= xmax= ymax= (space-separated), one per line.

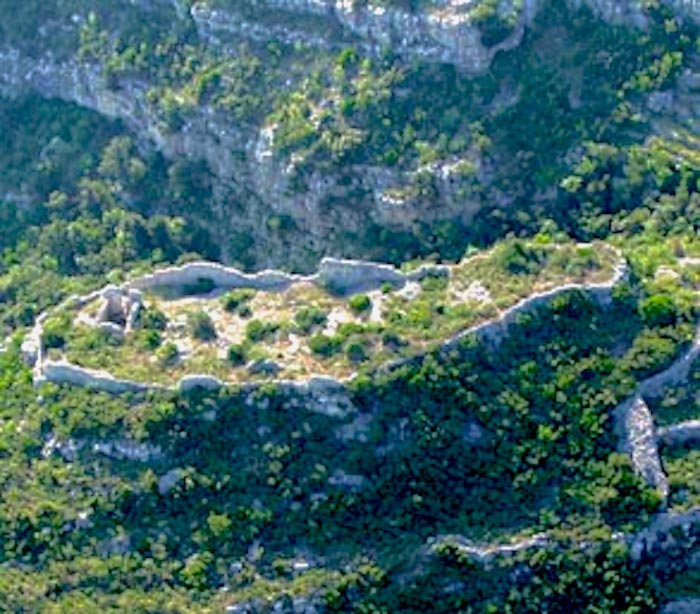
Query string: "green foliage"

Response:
xmin=348 ymin=294 xmax=372 ymax=314
xmin=188 ymin=310 xmax=217 ymax=341
xmin=345 ymin=340 xmax=368 ymax=363
xmin=183 ymin=277 xmax=216 ymax=296
xmin=41 ymin=312 xmax=72 ymax=349
xmin=156 ymin=341 xmax=178 ymax=365
xmin=135 ymin=328 xmax=162 ymax=350
xmin=1 ymin=2 xmax=699 ymax=611
xmin=496 ymin=240 xmax=543 ymax=275
xmin=137 ymin=306 xmax=168 ymax=331
xmin=245 ymin=319 xmax=279 ymax=343
xmin=640 ymin=294 xmax=680 ymax=327
xmin=294 ymin=306 xmax=328 ymax=334
xmin=227 ymin=343 xmax=247 ymax=366
xmin=221 ymin=288 xmax=256 ymax=314
xmin=308 ymin=334 xmax=342 ymax=357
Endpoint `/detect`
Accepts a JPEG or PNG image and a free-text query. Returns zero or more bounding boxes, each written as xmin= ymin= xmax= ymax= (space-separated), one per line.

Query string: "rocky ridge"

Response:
xmin=1 ymin=0 xmax=699 ymax=270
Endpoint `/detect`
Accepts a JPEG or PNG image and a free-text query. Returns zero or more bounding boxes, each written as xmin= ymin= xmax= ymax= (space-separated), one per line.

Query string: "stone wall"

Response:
xmin=32 ymin=248 xmax=627 ymax=396
xmin=127 ymin=256 xmax=448 ymax=295
xmin=640 ymin=327 xmax=700 ymax=399
xmin=608 ymin=324 xmax=700 ymax=495
xmin=39 ymin=360 xmax=161 ymax=395
xmin=427 ymin=532 xmax=550 ymax=566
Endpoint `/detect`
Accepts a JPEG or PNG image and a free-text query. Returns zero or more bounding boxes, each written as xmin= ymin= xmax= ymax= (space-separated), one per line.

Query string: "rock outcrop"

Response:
xmin=614 ymin=395 xmax=670 ymax=501
xmin=3 ymin=1 xmax=692 ymax=272
xmin=661 ymin=599 xmax=700 ymax=614
xmin=658 ymin=419 xmax=700 ymax=447
xmin=428 ymin=532 xmax=550 ymax=566
xmin=193 ymin=0 xmax=530 ymax=74
xmin=631 ymin=507 xmax=700 ymax=562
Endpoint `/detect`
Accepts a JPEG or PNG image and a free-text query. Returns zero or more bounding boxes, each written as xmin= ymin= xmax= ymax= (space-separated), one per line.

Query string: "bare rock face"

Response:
xmin=658 ymin=420 xmax=700 ymax=447
xmin=613 ymin=395 xmax=669 ymax=501
xmin=661 ymin=599 xmax=700 ymax=614
xmin=631 ymin=508 xmax=700 ymax=562
xmin=2 ymin=1 xmax=695 ymax=271
xmin=193 ymin=0 xmax=530 ymax=74
xmin=157 ymin=468 xmax=185 ymax=495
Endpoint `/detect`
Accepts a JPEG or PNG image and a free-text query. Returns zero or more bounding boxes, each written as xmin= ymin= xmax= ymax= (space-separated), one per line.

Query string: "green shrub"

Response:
xmin=237 ymin=304 xmax=253 ymax=319
xmin=420 ymin=275 xmax=449 ymax=292
xmin=245 ymin=319 xmax=279 ymax=343
xmin=136 ymin=328 xmax=162 ymax=350
xmin=497 ymin=240 xmax=542 ymax=275
xmin=183 ymin=277 xmax=216 ymax=296
xmin=294 ymin=306 xmax=328 ymax=334
xmin=345 ymin=340 xmax=368 ymax=363
xmin=156 ymin=342 xmax=179 ymax=365
xmin=227 ymin=343 xmax=247 ymax=366
xmin=382 ymin=331 xmax=407 ymax=349
xmin=188 ymin=310 xmax=217 ymax=341
xmin=640 ymin=294 xmax=679 ymax=327
xmin=41 ymin=313 xmax=72 ymax=349
xmin=349 ymin=294 xmax=372 ymax=314
xmin=222 ymin=288 xmax=256 ymax=314
xmin=309 ymin=334 xmax=342 ymax=357
xmin=137 ymin=306 xmax=168 ymax=331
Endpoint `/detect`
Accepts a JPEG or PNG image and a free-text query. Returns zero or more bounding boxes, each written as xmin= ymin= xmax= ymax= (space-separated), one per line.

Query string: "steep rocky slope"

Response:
xmin=1 ymin=0 xmax=697 ymax=270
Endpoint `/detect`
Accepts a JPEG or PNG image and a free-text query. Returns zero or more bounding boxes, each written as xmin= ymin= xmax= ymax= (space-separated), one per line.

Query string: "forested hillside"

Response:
xmin=1 ymin=1 xmax=700 ymax=612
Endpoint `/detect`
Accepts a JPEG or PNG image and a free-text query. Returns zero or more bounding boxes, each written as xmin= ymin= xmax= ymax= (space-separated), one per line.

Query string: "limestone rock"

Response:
xmin=157 ymin=468 xmax=184 ymax=495
xmin=631 ymin=508 xmax=700 ymax=562
xmin=658 ymin=420 xmax=700 ymax=447
xmin=613 ymin=395 xmax=669 ymax=501
xmin=41 ymin=360 xmax=155 ymax=394
xmin=661 ymin=600 xmax=700 ymax=614
xmin=317 ymin=257 xmax=405 ymax=294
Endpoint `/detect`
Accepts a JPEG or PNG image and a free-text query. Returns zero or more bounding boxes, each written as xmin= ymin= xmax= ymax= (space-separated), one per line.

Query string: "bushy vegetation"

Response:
xmin=1 ymin=0 xmax=700 ymax=611
xmin=222 ymin=288 xmax=256 ymax=316
xmin=188 ymin=310 xmax=217 ymax=341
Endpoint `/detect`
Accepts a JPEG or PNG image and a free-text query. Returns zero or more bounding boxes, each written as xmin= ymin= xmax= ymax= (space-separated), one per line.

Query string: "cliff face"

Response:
xmin=0 ymin=0 xmax=695 ymax=270
xmin=0 ymin=42 xmax=487 ymax=269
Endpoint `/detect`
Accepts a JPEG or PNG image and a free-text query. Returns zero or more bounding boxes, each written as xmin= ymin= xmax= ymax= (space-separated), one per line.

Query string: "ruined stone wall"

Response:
xmin=128 ymin=256 xmax=448 ymax=295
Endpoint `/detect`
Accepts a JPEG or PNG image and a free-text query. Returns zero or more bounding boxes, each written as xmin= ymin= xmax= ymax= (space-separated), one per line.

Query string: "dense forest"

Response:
xmin=1 ymin=0 xmax=700 ymax=612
